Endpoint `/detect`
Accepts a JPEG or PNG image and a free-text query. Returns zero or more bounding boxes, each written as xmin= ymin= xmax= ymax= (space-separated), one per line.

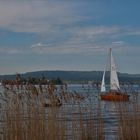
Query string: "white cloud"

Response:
xmin=0 ymin=0 xmax=139 ymax=47
xmin=0 ymin=47 xmax=21 ymax=54
xmin=0 ymin=1 xmax=86 ymax=33
xmin=27 ymin=25 xmax=140 ymax=55
xmin=72 ymin=26 xmax=121 ymax=36
xmin=31 ymin=42 xmax=49 ymax=48
xmin=112 ymin=41 xmax=125 ymax=45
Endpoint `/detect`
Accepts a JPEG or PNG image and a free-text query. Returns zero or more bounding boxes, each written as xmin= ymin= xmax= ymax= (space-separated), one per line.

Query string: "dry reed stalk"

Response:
xmin=2 ymin=91 xmax=48 ymax=140
xmin=45 ymin=104 xmax=68 ymax=140
xmin=96 ymin=100 xmax=105 ymax=140
xmin=1 ymin=84 xmax=106 ymax=140
xmin=79 ymin=106 xmax=95 ymax=140
xmin=117 ymin=100 xmax=140 ymax=140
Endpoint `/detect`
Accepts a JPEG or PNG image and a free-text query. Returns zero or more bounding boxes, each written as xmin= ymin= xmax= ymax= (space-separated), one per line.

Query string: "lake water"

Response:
xmin=0 ymin=84 xmax=140 ymax=140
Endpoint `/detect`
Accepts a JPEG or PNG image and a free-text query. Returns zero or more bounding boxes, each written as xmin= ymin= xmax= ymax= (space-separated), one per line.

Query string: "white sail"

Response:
xmin=101 ymin=68 xmax=106 ymax=92
xmin=110 ymin=48 xmax=120 ymax=91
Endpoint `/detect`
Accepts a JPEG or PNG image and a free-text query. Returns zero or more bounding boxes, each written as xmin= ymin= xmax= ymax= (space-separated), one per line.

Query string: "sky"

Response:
xmin=0 ymin=0 xmax=140 ymax=74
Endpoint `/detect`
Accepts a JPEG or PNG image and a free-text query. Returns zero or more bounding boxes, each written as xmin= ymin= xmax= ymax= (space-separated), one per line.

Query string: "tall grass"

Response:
xmin=0 ymin=84 xmax=104 ymax=140
xmin=3 ymin=83 xmax=140 ymax=140
xmin=117 ymin=98 xmax=140 ymax=140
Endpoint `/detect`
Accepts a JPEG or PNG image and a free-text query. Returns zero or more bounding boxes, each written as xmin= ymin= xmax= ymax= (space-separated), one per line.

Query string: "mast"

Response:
xmin=110 ymin=48 xmax=112 ymax=89
xmin=110 ymin=48 xmax=120 ymax=91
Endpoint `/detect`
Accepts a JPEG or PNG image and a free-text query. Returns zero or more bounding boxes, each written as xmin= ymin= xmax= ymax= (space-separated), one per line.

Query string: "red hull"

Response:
xmin=100 ymin=91 xmax=129 ymax=101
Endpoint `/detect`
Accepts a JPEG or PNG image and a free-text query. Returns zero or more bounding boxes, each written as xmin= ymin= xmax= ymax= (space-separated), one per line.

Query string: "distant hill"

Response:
xmin=0 ymin=70 xmax=140 ymax=83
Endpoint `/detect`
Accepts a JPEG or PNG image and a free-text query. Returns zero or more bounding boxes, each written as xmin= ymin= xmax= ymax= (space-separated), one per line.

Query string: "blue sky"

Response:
xmin=0 ymin=0 xmax=140 ymax=74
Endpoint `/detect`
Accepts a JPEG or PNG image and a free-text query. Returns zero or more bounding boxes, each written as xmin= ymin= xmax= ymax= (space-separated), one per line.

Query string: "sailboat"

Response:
xmin=100 ymin=48 xmax=129 ymax=101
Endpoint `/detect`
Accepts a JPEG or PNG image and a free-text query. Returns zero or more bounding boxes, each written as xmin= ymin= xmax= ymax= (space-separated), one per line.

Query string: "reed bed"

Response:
xmin=0 ymin=84 xmax=104 ymax=140
xmin=117 ymin=97 xmax=140 ymax=140
xmin=2 ymin=83 xmax=140 ymax=140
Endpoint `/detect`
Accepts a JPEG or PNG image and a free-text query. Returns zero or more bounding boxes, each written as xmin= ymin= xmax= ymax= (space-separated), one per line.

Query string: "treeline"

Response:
xmin=1 ymin=71 xmax=140 ymax=84
xmin=2 ymin=74 xmax=63 ymax=85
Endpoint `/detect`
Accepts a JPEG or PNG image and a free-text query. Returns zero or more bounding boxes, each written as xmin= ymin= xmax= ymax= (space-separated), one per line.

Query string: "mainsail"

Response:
xmin=110 ymin=48 xmax=120 ymax=91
